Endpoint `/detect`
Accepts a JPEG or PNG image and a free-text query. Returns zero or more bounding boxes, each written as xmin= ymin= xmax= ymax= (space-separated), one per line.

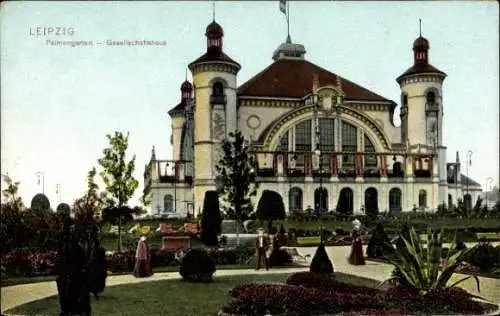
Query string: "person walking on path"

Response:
xmin=348 ymin=219 xmax=366 ymax=265
xmin=255 ymin=228 xmax=270 ymax=270
xmin=133 ymin=236 xmax=153 ymax=278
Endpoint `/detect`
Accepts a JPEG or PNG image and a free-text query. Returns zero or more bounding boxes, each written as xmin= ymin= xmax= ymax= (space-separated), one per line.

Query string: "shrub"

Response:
xmin=179 ymin=248 xmax=216 ymax=283
xmin=366 ymin=223 xmax=395 ymax=259
xmin=465 ymin=242 xmax=499 ymax=271
xmin=200 ymin=191 xmax=222 ymax=247
xmin=309 ymin=243 xmax=334 ymax=275
xmin=269 ymin=248 xmax=292 ymax=267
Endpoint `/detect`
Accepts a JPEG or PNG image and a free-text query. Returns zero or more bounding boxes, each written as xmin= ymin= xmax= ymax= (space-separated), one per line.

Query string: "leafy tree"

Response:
xmin=200 ymin=190 xmax=222 ymax=247
xmin=73 ymin=167 xmax=113 ymax=220
xmin=215 ymin=130 xmax=259 ymax=246
xmin=256 ymin=190 xmax=285 ymax=233
xmin=1 ymin=174 xmax=24 ymax=211
xmin=97 ymin=131 xmax=139 ymax=252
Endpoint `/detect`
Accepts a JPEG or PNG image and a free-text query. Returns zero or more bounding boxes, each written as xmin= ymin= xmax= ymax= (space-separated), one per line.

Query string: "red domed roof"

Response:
xmin=180 ymin=80 xmax=192 ymax=92
xmin=205 ymin=21 xmax=223 ymax=37
xmin=413 ymin=36 xmax=429 ymax=50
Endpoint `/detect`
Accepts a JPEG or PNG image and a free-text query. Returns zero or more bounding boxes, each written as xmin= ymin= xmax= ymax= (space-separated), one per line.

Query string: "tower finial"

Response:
xmin=419 ymin=18 xmax=422 ymax=37
xmin=212 ymin=1 xmax=215 ymax=21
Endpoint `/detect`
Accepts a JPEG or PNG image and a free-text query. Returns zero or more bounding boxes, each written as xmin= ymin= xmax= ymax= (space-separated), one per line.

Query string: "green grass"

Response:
xmin=297 ymin=236 xmax=322 ymax=246
xmin=0 ymin=264 xmax=304 ymax=287
xmin=5 ymin=273 xmax=380 ymax=316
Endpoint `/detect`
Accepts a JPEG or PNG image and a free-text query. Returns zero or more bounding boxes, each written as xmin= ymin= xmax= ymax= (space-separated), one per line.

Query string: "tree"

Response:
xmin=200 ymin=191 xmax=222 ymax=247
xmin=97 ymin=131 xmax=139 ymax=252
xmin=256 ymin=190 xmax=285 ymax=233
xmin=215 ymin=130 xmax=259 ymax=246
xmin=1 ymin=174 xmax=24 ymax=211
xmin=73 ymin=167 xmax=113 ymax=219
xmin=366 ymin=223 xmax=395 ymax=259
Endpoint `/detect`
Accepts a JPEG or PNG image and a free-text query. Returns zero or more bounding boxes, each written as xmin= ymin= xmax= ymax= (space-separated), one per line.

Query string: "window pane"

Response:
xmin=342 ymin=122 xmax=357 ymax=167
xmin=295 ymin=120 xmax=311 ymax=166
xmin=319 ymin=119 xmax=334 ymax=169
xmin=364 ymin=134 xmax=377 ymax=167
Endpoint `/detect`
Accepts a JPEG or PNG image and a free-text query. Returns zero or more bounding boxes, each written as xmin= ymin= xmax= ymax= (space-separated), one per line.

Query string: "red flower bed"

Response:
xmin=285 ymin=271 xmax=381 ymax=296
xmin=221 ymin=272 xmax=490 ymax=316
xmin=1 ymin=250 xmax=57 ymax=277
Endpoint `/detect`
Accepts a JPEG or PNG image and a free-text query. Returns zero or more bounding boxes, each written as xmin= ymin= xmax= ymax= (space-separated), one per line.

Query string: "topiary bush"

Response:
xmin=255 ymin=190 xmax=286 ymax=233
xmin=269 ymin=248 xmax=292 ymax=267
xmin=179 ymin=248 xmax=216 ymax=283
xmin=309 ymin=242 xmax=334 ymax=275
xmin=366 ymin=223 xmax=395 ymax=259
xmin=200 ymin=190 xmax=222 ymax=247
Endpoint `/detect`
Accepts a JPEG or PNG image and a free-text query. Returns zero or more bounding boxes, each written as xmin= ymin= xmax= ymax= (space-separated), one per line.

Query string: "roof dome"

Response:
xmin=413 ymin=36 xmax=429 ymax=50
xmin=180 ymin=80 xmax=192 ymax=92
xmin=205 ymin=21 xmax=223 ymax=37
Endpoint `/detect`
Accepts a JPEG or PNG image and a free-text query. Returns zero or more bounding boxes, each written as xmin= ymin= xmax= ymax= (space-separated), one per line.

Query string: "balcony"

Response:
xmin=210 ymin=94 xmax=227 ymax=105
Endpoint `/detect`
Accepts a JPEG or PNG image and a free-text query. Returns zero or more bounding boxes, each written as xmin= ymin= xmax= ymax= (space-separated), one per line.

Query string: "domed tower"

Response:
xmin=188 ymin=19 xmax=241 ymax=216
xmin=168 ymin=79 xmax=193 ymax=161
xmin=396 ymin=22 xmax=448 ymax=207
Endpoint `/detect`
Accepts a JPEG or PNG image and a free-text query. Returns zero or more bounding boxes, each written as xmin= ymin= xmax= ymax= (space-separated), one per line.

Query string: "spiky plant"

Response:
xmin=380 ymin=227 xmax=480 ymax=295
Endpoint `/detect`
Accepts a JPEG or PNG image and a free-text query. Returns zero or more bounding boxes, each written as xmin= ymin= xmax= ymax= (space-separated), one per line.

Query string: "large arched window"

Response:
xmin=337 ymin=187 xmax=354 ymax=215
xmin=164 ymin=194 xmax=173 ymax=213
xmin=418 ymin=190 xmax=427 ymax=210
xmin=364 ymin=134 xmax=377 ymax=167
xmin=211 ymin=81 xmax=226 ymax=105
xmin=318 ymin=118 xmax=335 ymax=170
xmin=389 ymin=188 xmax=402 ymax=213
xmin=365 ymin=187 xmax=379 ymax=215
xmin=342 ymin=122 xmax=357 ymax=167
xmin=289 ymin=187 xmax=303 ymax=212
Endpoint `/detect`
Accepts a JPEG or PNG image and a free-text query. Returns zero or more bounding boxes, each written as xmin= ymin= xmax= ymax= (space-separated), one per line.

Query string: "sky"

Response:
xmin=1 ymin=1 xmax=498 ymax=208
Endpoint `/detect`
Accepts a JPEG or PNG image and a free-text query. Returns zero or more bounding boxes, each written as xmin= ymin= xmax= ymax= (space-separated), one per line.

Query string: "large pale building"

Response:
xmin=143 ymin=19 xmax=482 ymax=217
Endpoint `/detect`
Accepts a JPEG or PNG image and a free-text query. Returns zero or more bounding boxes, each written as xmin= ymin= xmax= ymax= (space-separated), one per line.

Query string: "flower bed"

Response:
xmin=220 ymin=272 xmax=492 ymax=316
xmin=1 ymin=246 xmax=255 ymax=278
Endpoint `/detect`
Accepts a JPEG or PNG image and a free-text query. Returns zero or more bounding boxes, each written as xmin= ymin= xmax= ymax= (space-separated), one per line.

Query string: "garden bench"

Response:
xmin=283 ymin=247 xmax=311 ymax=263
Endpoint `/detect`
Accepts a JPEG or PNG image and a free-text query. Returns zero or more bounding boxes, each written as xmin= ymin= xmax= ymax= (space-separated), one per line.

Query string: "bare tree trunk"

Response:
xmin=117 ymin=215 xmax=122 ymax=252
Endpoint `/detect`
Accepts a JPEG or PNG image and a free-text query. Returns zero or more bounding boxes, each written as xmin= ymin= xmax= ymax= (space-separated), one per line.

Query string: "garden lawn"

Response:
xmin=5 ymin=273 xmax=380 ymax=316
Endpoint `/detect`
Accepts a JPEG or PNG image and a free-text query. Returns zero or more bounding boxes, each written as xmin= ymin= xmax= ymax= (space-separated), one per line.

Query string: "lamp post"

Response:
xmin=36 ymin=171 xmax=45 ymax=194
xmin=465 ymin=150 xmax=472 ymax=210
xmin=486 ymin=177 xmax=493 ymax=209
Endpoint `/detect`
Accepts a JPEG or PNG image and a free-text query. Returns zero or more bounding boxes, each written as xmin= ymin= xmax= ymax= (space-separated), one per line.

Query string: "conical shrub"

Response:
xmin=309 ymin=242 xmax=334 ymax=275
xmin=366 ymin=223 xmax=395 ymax=259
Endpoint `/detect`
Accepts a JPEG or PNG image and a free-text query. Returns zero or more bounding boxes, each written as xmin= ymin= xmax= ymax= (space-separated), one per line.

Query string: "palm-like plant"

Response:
xmin=381 ymin=227 xmax=480 ymax=295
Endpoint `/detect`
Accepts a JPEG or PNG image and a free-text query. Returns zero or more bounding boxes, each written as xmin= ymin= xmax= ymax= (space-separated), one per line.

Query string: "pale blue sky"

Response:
xmin=1 ymin=1 xmax=498 ymax=208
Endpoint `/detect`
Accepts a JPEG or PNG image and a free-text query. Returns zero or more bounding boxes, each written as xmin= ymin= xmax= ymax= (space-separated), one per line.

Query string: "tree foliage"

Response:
xmin=1 ymin=174 xmax=24 ymax=211
xmin=215 ymin=130 xmax=259 ymax=222
xmin=200 ymin=191 xmax=222 ymax=247
xmin=73 ymin=167 xmax=113 ymax=219
xmin=97 ymin=131 xmax=139 ymax=252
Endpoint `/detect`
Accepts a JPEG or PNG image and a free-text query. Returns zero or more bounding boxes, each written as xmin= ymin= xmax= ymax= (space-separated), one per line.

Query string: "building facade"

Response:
xmin=143 ymin=19 xmax=482 ymax=217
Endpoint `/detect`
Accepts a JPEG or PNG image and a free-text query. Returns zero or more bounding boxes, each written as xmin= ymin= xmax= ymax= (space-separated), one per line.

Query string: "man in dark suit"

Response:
xmin=255 ymin=228 xmax=270 ymax=270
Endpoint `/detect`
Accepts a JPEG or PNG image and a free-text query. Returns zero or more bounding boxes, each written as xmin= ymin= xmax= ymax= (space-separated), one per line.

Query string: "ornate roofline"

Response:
xmin=397 ymin=73 xmax=446 ymax=87
xmin=238 ymin=98 xmax=394 ymax=112
xmin=253 ymin=104 xmax=391 ymax=151
xmin=189 ymin=61 xmax=240 ymax=75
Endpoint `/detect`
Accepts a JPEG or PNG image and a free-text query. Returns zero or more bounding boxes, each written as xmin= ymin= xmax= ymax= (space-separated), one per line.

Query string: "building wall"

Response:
xmin=238 ymin=106 xmax=292 ymax=141
xmin=362 ymin=109 xmax=401 ymax=145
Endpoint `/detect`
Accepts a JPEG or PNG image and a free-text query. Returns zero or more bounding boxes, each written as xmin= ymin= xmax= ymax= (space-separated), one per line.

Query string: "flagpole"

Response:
xmin=286 ymin=0 xmax=290 ymax=41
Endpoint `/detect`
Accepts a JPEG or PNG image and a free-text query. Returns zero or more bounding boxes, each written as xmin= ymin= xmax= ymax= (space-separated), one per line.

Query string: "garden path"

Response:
xmin=2 ymin=245 xmax=499 ymax=314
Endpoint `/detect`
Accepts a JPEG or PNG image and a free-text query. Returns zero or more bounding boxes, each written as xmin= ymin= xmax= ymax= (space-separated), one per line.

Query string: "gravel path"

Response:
xmin=2 ymin=245 xmax=499 ymax=313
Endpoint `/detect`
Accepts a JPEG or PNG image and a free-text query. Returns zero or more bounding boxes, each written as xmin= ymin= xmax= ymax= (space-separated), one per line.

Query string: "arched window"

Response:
xmin=164 ymin=194 xmax=173 ymax=213
xmin=448 ymin=194 xmax=453 ymax=208
xmin=426 ymin=91 xmax=436 ymax=105
xmin=211 ymin=82 xmax=226 ymax=104
xmin=463 ymin=194 xmax=472 ymax=211
xmin=364 ymin=134 xmax=377 ymax=167
xmin=314 ymin=187 xmax=328 ymax=214
xmin=418 ymin=190 xmax=427 ymax=209
xmin=337 ymin=187 xmax=354 ymax=215
xmin=389 ymin=188 xmax=402 ymax=213
xmin=364 ymin=187 xmax=379 ymax=215
xmin=342 ymin=122 xmax=357 ymax=167
xmin=289 ymin=187 xmax=303 ymax=213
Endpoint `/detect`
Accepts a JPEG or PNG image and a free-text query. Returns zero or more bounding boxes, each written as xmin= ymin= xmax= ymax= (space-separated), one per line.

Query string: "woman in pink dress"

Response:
xmin=133 ymin=236 xmax=153 ymax=278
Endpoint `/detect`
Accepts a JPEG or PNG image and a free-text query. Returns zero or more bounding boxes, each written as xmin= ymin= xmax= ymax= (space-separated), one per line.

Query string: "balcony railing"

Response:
xmin=210 ymin=94 xmax=227 ymax=105
xmin=252 ymin=151 xmax=435 ymax=180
